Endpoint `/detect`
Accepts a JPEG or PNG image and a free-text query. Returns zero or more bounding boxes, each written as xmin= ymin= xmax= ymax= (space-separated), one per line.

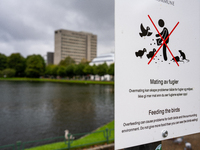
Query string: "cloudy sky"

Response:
xmin=0 ymin=0 xmax=114 ymax=59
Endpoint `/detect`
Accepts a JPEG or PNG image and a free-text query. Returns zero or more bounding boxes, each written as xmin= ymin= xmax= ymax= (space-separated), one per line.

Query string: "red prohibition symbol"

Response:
xmin=147 ymin=15 xmax=180 ymax=66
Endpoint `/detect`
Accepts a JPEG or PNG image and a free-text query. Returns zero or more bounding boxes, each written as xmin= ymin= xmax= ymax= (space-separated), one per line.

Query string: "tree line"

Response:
xmin=0 ymin=53 xmax=114 ymax=79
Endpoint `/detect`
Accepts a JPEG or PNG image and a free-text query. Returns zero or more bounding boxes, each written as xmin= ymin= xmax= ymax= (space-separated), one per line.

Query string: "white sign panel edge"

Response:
xmin=115 ymin=0 xmax=200 ymax=149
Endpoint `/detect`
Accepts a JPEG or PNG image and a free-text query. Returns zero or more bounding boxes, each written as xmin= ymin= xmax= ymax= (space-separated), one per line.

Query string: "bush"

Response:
xmin=2 ymin=68 xmax=16 ymax=77
xmin=25 ymin=68 xmax=41 ymax=78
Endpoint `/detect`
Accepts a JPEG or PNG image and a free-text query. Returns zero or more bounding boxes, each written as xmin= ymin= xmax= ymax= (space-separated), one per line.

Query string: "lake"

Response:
xmin=0 ymin=81 xmax=114 ymax=146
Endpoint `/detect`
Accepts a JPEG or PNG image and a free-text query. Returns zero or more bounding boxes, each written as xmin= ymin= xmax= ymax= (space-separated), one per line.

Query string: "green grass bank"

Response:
xmin=26 ymin=121 xmax=114 ymax=150
xmin=0 ymin=78 xmax=114 ymax=85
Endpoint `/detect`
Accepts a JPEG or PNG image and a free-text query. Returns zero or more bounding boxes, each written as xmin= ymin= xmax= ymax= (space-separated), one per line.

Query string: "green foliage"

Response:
xmin=80 ymin=58 xmax=89 ymax=64
xmin=52 ymin=65 xmax=59 ymax=77
xmin=66 ymin=64 xmax=74 ymax=78
xmin=45 ymin=65 xmax=53 ymax=76
xmin=0 ymin=52 xmax=115 ymax=79
xmin=83 ymin=65 xmax=93 ymax=75
xmin=108 ymin=63 xmax=114 ymax=76
xmin=7 ymin=53 xmax=25 ymax=77
xmin=25 ymin=55 xmax=45 ymax=78
xmin=59 ymin=56 xmax=75 ymax=66
xmin=2 ymin=68 xmax=16 ymax=77
xmin=0 ymin=53 xmax=7 ymax=71
xmin=57 ymin=66 xmax=66 ymax=77
xmin=0 ymin=70 xmax=3 ymax=77
xmin=96 ymin=63 xmax=108 ymax=77
xmin=92 ymin=64 xmax=98 ymax=75
xmin=25 ymin=68 xmax=41 ymax=78
xmin=73 ymin=63 xmax=86 ymax=76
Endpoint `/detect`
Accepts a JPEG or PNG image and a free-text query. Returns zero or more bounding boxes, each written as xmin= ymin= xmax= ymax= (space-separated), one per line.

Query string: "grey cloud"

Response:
xmin=0 ymin=0 xmax=114 ymax=57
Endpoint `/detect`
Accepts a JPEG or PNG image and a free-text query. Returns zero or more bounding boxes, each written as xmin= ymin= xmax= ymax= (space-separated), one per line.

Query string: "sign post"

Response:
xmin=115 ymin=0 xmax=200 ymax=149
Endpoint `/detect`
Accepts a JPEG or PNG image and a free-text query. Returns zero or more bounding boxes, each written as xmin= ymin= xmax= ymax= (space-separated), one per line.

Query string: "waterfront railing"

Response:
xmin=0 ymin=128 xmax=114 ymax=150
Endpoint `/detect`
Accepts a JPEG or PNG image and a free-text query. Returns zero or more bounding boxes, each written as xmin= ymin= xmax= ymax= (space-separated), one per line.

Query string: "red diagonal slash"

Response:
xmin=147 ymin=15 xmax=179 ymax=66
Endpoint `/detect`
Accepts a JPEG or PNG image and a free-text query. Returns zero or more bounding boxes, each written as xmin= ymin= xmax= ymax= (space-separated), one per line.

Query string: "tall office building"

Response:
xmin=54 ymin=29 xmax=97 ymax=64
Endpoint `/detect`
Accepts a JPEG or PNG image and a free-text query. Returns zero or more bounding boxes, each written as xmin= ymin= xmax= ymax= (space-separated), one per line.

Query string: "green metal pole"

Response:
xmin=16 ymin=141 xmax=21 ymax=150
xmin=106 ymin=128 xmax=109 ymax=144
xmin=68 ymin=134 xmax=71 ymax=150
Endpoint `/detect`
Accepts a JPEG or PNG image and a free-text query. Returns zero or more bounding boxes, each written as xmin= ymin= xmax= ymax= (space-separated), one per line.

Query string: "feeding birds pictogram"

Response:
xmin=135 ymin=15 xmax=189 ymax=66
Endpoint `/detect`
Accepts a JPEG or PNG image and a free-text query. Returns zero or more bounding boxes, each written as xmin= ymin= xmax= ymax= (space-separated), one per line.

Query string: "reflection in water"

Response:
xmin=0 ymin=81 xmax=114 ymax=146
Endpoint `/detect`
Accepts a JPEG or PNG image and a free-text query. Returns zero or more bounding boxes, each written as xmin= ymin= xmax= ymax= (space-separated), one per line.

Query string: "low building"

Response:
xmin=89 ymin=53 xmax=114 ymax=66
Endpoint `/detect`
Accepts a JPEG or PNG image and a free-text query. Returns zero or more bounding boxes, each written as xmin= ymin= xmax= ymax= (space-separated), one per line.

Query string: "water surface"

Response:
xmin=0 ymin=81 xmax=114 ymax=146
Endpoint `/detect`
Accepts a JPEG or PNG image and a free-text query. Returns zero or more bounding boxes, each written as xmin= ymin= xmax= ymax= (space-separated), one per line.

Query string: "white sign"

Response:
xmin=115 ymin=0 xmax=200 ymax=149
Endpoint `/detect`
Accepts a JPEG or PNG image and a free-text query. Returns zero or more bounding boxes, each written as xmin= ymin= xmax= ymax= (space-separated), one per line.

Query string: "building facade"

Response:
xmin=54 ymin=29 xmax=97 ymax=64
xmin=47 ymin=52 xmax=54 ymax=65
xmin=89 ymin=53 xmax=114 ymax=66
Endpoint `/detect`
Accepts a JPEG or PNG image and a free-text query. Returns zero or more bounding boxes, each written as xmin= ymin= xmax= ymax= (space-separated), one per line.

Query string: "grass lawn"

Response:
xmin=0 ymin=78 xmax=114 ymax=85
xmin=26 ymin=121 xmax=114 ymax=150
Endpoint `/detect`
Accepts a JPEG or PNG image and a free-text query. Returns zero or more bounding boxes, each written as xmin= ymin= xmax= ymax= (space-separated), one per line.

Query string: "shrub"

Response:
xmin=2 ymin=68 xmax=16 ymax=77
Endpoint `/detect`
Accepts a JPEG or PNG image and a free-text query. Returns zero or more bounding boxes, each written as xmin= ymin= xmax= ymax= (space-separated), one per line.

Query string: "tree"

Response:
xmin=57 ymin=66 xmax=66 ymax=77
xmin=52 ymin=65 xmax=59 ymax=77
xmin=0 ymin=70 xmax=3 ymax=77
xmin=25 ymin=55 xmax=45 ymax=78
xmin=7 ymin=53 xmax=25 ymax=77
xmin=83 ymin=65 xmax=93 ymax=75
xmin=59 ymin=56 xmax=75 ymax=66
xmin=73 ymin=63 xmax=86 ymax=78
xmin=45 ymin=65 xmax=53 ymax=76
xmin=0 ymin=53 xmax=7 ymax=71
xmin=45 ymin=65 xmax=58 ymax=77
xmin=96 ymin=63 xmax=108 ymax=80
xmin=66 ymin=64 xmax=74 ymax=78
xmin=90 ymin=64 xmax=98 ymax=80
xmin=80 ymin=58 xmax=89 ymax=64
xmin=92 ymin=64 xmax=98 ymax=75
xmin=108 ymin=63 xmax=114 ymax=76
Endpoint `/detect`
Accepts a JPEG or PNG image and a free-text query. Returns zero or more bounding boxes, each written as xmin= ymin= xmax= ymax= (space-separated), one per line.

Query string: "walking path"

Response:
xmin=162 ymin=133 xmax=200 ymax=150
xmin=85 ymin=143 xmax=114 ymax=150
xmin=85 ymin=133 xmax=200 ymax=150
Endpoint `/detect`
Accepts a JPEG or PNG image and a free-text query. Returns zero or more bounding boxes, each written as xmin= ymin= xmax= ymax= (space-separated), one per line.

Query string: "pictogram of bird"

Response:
xmin=135 ymin=48 xmax=147 ymax=58
xmin=139 ymin=23 xmax=152 ymax=37
xmin=147 ymin=48 xmax=156 ymax=59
